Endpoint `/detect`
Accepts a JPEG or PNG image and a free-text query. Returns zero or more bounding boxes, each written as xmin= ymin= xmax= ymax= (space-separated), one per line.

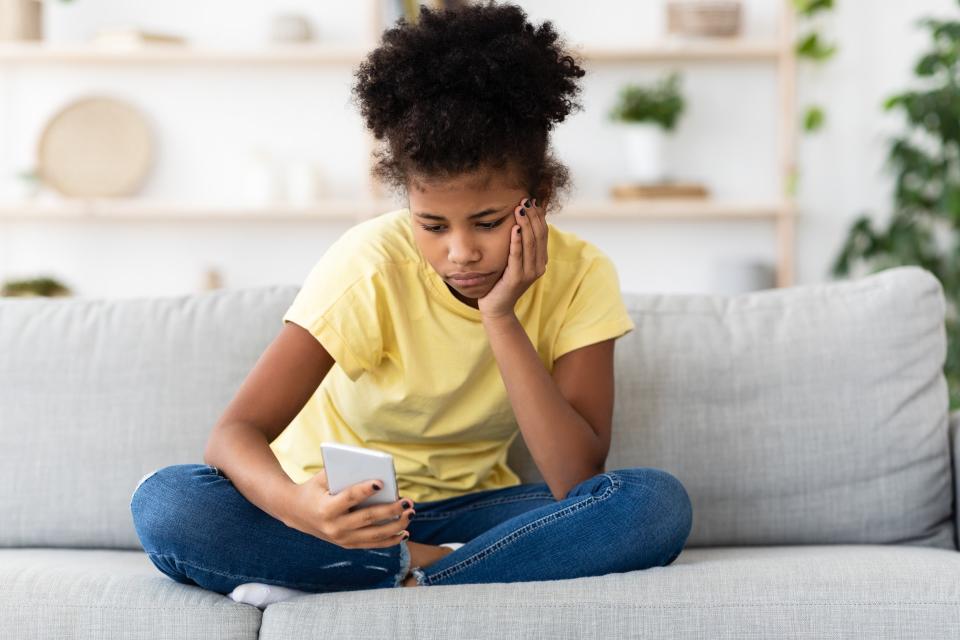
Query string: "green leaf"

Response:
xmin=793 ymin=0 xmax=833 ymax=18
xmin=915 ymin=53 xmax=942 ymax=76
xmin=883 ymin=94 xmax=905 ymax=111
xmin=609 ymin=72 xmax=685 ymax=129
xmin=803 ymin=105 xmax=825 ymax=132
xmin=795 ymin=32 xmax=837 ymax=61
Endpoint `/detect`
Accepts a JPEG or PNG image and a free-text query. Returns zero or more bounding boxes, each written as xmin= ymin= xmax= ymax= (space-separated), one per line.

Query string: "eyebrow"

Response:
xmin=414 ymin=207 xmax=507 ymax=221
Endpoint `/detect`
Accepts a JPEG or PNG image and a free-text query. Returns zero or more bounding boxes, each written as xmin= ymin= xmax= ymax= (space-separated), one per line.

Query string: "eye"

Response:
xmin=419 ymin=217 xmax=506 ymax=233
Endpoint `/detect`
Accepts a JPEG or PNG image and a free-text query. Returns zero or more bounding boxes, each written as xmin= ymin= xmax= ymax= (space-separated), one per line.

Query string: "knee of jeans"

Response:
xmin=616 ymin=468 xmax=693 ymax=543
xmin=130 ymin=464 xmax=209 ymax=551
xmin=131 ymin=469 xmax=160 ymax=503
xmin=653 ymin=469 xmax=694 ymax=547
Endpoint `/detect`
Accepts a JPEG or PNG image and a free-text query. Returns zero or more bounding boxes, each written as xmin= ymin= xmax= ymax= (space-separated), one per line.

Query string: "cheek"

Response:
xmin=490 ymin=228 xmax=513 ymax=261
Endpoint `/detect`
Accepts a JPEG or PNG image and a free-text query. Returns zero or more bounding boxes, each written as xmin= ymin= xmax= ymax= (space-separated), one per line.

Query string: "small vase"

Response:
xmin=242 ymin=149 xmax=282 ymax=205
xmin=621 ymin=122 xmax=666 ymax=183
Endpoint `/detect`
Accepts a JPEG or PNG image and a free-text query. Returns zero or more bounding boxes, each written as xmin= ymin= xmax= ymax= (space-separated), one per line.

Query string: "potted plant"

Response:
xmin=609 ymin=72 xmax=686 ymax=183
xmin=830 ymin=13 xmax=960 ymax=411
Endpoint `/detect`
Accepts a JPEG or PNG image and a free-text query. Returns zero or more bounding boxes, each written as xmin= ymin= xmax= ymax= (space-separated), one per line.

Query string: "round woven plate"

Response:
xmin=37 ymin=96 xmax=153 ymax=197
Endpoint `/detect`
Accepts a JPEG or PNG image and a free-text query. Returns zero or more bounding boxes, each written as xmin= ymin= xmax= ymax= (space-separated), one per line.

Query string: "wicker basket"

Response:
xmin=667 ymin=1 xmax=742 ymax=38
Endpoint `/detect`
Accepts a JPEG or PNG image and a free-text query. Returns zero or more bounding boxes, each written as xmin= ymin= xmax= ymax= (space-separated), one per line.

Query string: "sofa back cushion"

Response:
xmin=0 ymin=287 xmax=293 ymax=549
xmin=0 ymin=265 xmax=953 ymax=550
xmin=508 ymin=266 xmax=954 ymax=550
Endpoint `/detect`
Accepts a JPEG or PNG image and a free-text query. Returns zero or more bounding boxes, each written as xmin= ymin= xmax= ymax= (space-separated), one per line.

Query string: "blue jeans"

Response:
xmin=130 ymin=463 xmax=692 ymax=593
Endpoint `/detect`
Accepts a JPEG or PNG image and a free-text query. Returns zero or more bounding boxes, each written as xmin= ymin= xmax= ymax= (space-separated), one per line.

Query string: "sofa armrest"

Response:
xmin=951 ymin=409 xmax=960 ymax=551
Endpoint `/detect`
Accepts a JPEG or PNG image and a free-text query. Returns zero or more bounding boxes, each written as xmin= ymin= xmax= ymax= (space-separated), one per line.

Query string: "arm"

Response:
xmin=483 ymin=312 xmax=614 ymax=501
xmin=203 ymin=320 xmax=335 ymax=525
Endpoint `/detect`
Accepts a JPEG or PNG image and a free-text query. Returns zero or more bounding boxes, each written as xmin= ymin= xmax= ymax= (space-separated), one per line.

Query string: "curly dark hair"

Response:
xmin=350 ymin=1 xmax=586 ymax=214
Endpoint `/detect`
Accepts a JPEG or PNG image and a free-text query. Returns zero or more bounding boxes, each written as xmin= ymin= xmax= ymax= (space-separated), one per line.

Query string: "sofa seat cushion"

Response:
xmin=0 ymin=548 xmax=260 ymax=640
xmin=259 ymin=544 xmax=960 ymax=640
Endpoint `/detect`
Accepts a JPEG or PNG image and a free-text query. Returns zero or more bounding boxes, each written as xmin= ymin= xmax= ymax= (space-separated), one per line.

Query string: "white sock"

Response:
xmin=439 ymin=542 xmax=465 ymax=550
xmin=228 ymin=582 xmax=311 ymax=609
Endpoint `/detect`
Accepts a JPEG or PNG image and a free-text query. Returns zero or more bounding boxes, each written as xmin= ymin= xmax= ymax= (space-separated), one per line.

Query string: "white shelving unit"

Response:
xmin=0 ymin=197 xmax=788 ymax=222
xmin=0 ymin=0 xmax=797 ymax=287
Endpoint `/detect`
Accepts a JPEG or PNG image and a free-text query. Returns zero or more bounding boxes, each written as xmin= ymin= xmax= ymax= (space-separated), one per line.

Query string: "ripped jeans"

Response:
xmin=130 ymin=463 xmax=693 ymax=593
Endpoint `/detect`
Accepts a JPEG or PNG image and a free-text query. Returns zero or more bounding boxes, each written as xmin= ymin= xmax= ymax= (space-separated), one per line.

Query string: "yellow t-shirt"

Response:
xmin=268 ymin=207 xmax=635 ymax=503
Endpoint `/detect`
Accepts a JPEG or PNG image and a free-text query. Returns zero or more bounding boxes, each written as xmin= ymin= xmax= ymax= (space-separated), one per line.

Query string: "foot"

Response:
xmin=228 ymin=582 xmax=311 ymax=608
xmin=403 ymin=542 xmax=455 ymax=587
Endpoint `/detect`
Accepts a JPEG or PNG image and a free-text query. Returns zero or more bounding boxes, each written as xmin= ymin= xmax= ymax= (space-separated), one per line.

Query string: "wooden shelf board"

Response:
xmin=0 ymin=40 xmax=784 ymax=65
xmin=0 ymin=198 xmax=793 ymax=222
xmin=0 ymin=42 xmax=373 ymax=64
xmin=577 ymin=40 xmax=783 ymax=62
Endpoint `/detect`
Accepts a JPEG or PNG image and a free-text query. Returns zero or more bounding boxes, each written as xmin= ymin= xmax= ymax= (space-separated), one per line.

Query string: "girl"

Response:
xmin=131 ymin=1 xmax=692 ymax=606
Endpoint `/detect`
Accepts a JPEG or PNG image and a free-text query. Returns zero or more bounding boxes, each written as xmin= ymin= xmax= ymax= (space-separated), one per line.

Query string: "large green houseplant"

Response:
xmin=830 ymin=10 xmax=960 ymax=411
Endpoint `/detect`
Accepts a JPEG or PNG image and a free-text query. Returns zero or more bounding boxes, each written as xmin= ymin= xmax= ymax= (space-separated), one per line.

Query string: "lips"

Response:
xmin=448 ymin=272 xmax=491 ymax=287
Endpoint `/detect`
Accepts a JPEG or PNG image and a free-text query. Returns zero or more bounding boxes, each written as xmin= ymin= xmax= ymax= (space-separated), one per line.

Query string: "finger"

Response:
xmin=509 ymin=223 xmax=522 ymax=277
xmin=515 ymin=204 xmax=535 ymax=276
xmin=530 ymin=201 xmax=547 ymax=274
xmin=346 ymin=506 xmax=414 ymax=547
xmin=341 ymin=496 xmax=414 ymax=531
xmin=313 ymin=468 xmax=328 ymax=490
xmin=348 ymin=524 xmax=410 ymax=548
xmin=329 ymin=478 xmax=386 ymax=515
xmin=523 ymin=200 xmax=539 ymax=268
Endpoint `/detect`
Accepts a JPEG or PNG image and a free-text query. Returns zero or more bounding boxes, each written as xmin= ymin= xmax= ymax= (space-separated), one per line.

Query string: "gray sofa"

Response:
xmin=2 ymin=265 xmax=959 ymax=639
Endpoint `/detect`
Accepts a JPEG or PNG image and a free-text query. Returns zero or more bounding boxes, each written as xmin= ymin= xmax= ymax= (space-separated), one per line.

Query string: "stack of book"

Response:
xmin=91 ymin=27 xmax=186 ymax=47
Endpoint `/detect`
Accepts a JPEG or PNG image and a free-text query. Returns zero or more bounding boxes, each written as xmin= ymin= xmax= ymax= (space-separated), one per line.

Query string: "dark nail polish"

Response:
xmin=520 ymin=208 xmax=526 ymax=216
xmin=372 ymin=483 xmax=381 ymax=491
xmin=402 ymin=500 xmax=411 ymax=509
xmin=523 ymin=199 xmax=531 ymax=208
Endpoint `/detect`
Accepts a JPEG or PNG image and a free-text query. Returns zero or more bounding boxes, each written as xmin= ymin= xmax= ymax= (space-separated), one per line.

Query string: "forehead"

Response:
xmin=409 ymin=172 xmax=521 ymax=219
xmin=409 ymin=165 xmax=523 ymax=195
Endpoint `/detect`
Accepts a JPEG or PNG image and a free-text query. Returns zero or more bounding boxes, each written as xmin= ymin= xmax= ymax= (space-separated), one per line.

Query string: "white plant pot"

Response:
xmin=621 ymin=122 xmax=666 ymax=183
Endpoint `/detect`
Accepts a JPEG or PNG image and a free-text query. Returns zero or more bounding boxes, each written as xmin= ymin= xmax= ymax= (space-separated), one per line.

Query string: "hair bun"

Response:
xmin=353 ymin=3 xmax=585 ymax=141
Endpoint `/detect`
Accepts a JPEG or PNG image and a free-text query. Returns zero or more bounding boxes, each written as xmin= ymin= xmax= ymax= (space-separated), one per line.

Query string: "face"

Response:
xmin=407 ymin=168 xmax=530 ymax=309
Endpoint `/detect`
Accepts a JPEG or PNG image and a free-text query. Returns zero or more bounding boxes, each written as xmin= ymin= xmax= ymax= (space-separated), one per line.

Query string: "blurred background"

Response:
xmin=1 ymin=0 xmax=958 ymax=313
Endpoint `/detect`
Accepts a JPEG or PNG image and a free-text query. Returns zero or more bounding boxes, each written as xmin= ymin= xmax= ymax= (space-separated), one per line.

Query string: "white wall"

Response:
xmin=1 ymin=0 xmax=955 ymax=297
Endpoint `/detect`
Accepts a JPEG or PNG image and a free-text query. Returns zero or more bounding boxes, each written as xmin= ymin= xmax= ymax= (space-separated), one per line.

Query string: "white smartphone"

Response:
xmin=319 ymin=442 xmax=400 ymax=525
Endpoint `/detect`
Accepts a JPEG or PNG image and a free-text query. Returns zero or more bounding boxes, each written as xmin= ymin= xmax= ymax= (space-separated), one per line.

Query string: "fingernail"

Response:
xmin=401 ymin=531 xmax=410 ymax=540
xmin=523 ymin=199 xmax=531 ymax=208
xmin=401 ymin=500 xmax=411 ymax=509
xmin=372 ymin=483 xmax=381 ymax=491
xmin=520 ymin=208 xmax=526 ymax=216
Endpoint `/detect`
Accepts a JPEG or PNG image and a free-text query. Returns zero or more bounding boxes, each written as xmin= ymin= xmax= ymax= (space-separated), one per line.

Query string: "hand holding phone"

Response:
xmin=279 ymin=443 xmax=415 ymax=550
xmin=320 ymin=443 xmax=400 ymax=518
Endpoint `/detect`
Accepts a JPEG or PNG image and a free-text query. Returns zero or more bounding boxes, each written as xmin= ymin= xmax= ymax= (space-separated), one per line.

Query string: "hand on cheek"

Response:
xmin=477 ymin=197 xmax=548 ymax=320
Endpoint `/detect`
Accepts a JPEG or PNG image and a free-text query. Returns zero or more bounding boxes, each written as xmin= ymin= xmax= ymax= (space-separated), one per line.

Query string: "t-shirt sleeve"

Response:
xmin=553 ymin=254 xmax=636 ymax=361
xmin=282 ymin=241 xmax=386 ymax=382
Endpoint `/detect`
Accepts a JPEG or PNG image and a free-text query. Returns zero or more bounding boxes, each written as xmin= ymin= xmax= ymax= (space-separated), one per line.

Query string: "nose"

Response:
xmin=447 ymin=230 xmax=480 ymax=264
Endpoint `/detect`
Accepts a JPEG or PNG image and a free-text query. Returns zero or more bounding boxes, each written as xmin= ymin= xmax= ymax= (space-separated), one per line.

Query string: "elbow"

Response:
xmin=202 ymin=432 xmax=219 ymax=467
xmin=551 ymin=464 xmax=606 ymax=502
